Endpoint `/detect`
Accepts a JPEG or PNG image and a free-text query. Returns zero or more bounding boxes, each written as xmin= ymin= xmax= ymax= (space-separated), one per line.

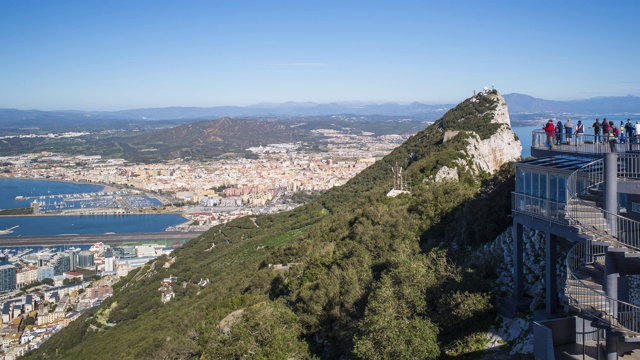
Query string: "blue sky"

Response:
xmin=1 ymin=1 xmax=639 ymax=110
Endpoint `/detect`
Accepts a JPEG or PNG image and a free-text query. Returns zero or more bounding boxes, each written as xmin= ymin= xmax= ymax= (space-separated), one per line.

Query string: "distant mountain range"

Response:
xmin=502 ymin=93 xmax=640 ymax=114
xmin=0 ymin=102 xmax=451 ymax=127
xmin=1 ymin=94 xmax=640 ymax=128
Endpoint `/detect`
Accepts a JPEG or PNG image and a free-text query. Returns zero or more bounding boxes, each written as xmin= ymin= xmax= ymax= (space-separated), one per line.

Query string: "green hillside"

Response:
xmin=23 ymin=91 xmax=517 ymax=359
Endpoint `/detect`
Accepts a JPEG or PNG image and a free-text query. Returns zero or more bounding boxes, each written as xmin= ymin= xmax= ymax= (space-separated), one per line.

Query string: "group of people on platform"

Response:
xmin=543 ymin=118 xmax=640 ymax=151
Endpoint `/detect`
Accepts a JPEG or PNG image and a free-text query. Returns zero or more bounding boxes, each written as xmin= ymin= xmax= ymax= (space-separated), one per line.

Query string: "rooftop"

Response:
xmin=517 ymin=156 xmax=597 ymax=171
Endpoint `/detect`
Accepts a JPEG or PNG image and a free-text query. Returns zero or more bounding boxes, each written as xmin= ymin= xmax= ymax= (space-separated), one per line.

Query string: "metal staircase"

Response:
xmin=565 ymin=157 xmax=640 ymax=341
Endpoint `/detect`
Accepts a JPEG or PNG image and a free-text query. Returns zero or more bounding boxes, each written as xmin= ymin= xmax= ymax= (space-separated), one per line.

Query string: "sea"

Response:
xmin=0 ymin=178 xmax=185 ymax=237
xmin=513 ymin=125 xmax=537 ymax=158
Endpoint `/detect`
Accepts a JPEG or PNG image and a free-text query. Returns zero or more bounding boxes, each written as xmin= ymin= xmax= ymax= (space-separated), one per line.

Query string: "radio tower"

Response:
xmin=391 ymin=162 xmax=404 ymax=191
xmin=387 ymin=162 xmax=410 ymax=197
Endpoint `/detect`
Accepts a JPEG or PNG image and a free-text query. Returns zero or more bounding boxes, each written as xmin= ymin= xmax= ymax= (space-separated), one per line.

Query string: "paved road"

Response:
xmin=0 ymin=232 xmax=204 ymax=246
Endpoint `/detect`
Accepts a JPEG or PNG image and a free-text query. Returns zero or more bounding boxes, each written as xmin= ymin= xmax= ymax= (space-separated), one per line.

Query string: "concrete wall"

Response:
xmin=534 ymin=316 xmax=584 ymax=359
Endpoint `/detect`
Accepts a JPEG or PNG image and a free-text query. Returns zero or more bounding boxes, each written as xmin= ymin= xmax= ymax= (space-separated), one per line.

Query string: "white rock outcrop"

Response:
xmin=433 ymin=92 xmax=522 ymax=182
xmin=442 ymin=130 xmax=460 ymax=143
xmin=434 ymin=166 xmax=458 ymax=182
xmin=464 ymin=93 xmax=521 ymax=174
xmin=465 ymin=128 xmax=521 ymax=174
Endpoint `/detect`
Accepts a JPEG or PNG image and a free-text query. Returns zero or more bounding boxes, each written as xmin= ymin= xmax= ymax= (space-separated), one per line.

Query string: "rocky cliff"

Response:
xmin=436 ymin=91 xmax=522 ymax=182
xmin=465 ymin=93 xmax=522 ymax=173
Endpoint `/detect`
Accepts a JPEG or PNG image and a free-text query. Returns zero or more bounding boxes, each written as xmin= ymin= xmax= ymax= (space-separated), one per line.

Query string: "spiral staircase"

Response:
xmin=562 ymin=154 xmax=640 ymax=357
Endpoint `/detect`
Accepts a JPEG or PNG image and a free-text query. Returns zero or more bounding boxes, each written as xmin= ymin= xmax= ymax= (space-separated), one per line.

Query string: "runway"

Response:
xmin=0 ymin=231 xmax=204 ymax=247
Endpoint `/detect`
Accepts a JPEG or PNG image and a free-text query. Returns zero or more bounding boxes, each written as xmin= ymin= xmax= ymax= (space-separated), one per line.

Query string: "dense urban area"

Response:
xmin=0 ymin=126 xmax=414 ymax=357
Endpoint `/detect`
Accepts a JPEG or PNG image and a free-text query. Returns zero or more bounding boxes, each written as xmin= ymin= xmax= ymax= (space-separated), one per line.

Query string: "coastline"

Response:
xmin=0 ymin=177 xmax=180 ymax=219
xmin=0 ymin=176 xmax=108 ymax=192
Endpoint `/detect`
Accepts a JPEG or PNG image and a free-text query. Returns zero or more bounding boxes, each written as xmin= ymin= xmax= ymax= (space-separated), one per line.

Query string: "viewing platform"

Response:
xmin=513 ymin=131 xmax=640 ymax=358
xmin=531 ymin=129 xmax=640 ymax=159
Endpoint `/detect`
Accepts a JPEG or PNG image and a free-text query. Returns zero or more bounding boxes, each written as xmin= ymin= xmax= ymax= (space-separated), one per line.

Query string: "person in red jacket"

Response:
xmin=543 ymin=119 xmax=555 ymax=148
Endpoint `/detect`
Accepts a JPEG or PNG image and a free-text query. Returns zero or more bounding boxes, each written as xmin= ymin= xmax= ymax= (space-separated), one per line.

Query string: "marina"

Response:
xmin=14 ymin=189 xmax=163 ymax=214
xmin=0 ymin=178 xmax=105 ymax=211
xmin=0 ymin=179 xmax=187 ymax=236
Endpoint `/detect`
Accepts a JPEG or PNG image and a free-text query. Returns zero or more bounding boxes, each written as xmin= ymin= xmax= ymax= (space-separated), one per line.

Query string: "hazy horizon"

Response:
xmin=5 ymin=92 xmax=640 ymax=113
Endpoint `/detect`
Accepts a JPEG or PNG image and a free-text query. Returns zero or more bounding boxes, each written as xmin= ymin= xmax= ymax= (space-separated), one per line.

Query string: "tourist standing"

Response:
xmin=625 ymin=119 xmax=634 ymax=137
xmin=592 ymin=118 xmax=601 ymax=143
xmin=576 ymin=120 xmax=584 ymax=145
xmin=625 ymin=119 xmax=635 ymax=151
xmin=609 ymin=121 xmax=617 ymax=152
xmin=603 ymin=118 xmax=611 ymax=143
xmin=556 ymin=120 xmax=563 ymax=145
xmin=564 ymin=118 xmax=573 ymax=144
xmin=543 ymin=120 xmax=555 ymax=149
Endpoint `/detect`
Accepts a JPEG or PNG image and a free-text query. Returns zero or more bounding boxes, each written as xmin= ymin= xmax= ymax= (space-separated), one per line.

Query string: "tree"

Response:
xmin=353 ymin=255 xmax=444 ymax=359
xmin=207 ymin=300 xmax=310 ymax=359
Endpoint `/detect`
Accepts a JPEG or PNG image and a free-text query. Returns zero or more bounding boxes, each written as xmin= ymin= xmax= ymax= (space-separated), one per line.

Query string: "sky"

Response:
xmin=1 ymin=1 xmax=640 ymax=111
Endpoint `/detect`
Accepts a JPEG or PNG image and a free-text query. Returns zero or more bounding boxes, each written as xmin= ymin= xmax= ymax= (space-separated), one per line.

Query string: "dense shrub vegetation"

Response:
xmin=23 ymin=92 xmax=516 ymax=359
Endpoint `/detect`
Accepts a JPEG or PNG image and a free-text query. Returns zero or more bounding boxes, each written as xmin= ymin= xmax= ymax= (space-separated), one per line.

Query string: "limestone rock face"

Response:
xmin=434 ymin=166 xmax=458 ymax=182
xmin=464 ymin=93 xmax=521 ymax=175
xmin=442 ymin=131 xmax=460 ymax=143
xmin=434 ymin=92 xmax=522 ymax=181
xmin=464 ymin=126 xmax=521 ymax=175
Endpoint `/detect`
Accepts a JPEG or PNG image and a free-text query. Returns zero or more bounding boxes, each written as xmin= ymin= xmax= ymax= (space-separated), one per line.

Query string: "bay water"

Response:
xmin=0 ymin=178 xmax=185 ymax=236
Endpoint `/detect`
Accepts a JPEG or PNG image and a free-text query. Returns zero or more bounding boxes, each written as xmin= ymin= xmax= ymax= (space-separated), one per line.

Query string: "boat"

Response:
xmin=0 ymin=225 xmax=19 ymax=235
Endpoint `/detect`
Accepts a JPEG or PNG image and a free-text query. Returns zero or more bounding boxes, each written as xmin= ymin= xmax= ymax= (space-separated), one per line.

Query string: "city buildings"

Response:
xmin=0 ymin=266 xmax=16 ymax=293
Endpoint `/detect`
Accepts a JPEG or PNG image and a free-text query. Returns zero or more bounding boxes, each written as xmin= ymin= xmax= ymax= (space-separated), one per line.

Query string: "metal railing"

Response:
xmin=564 ymin=155 xmax=640 ymax=336
xmin=566 ymin=241 xmax=640 ymax=334
xmin=618 ymin=152 xmax=640 ymax=179
xmin=532 ymin=129 xmax=640 ymax=155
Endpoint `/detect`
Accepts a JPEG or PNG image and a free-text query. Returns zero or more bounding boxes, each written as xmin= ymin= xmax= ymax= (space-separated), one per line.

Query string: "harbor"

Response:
xmin=14 ymin=189 xmax=165 ymax=215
